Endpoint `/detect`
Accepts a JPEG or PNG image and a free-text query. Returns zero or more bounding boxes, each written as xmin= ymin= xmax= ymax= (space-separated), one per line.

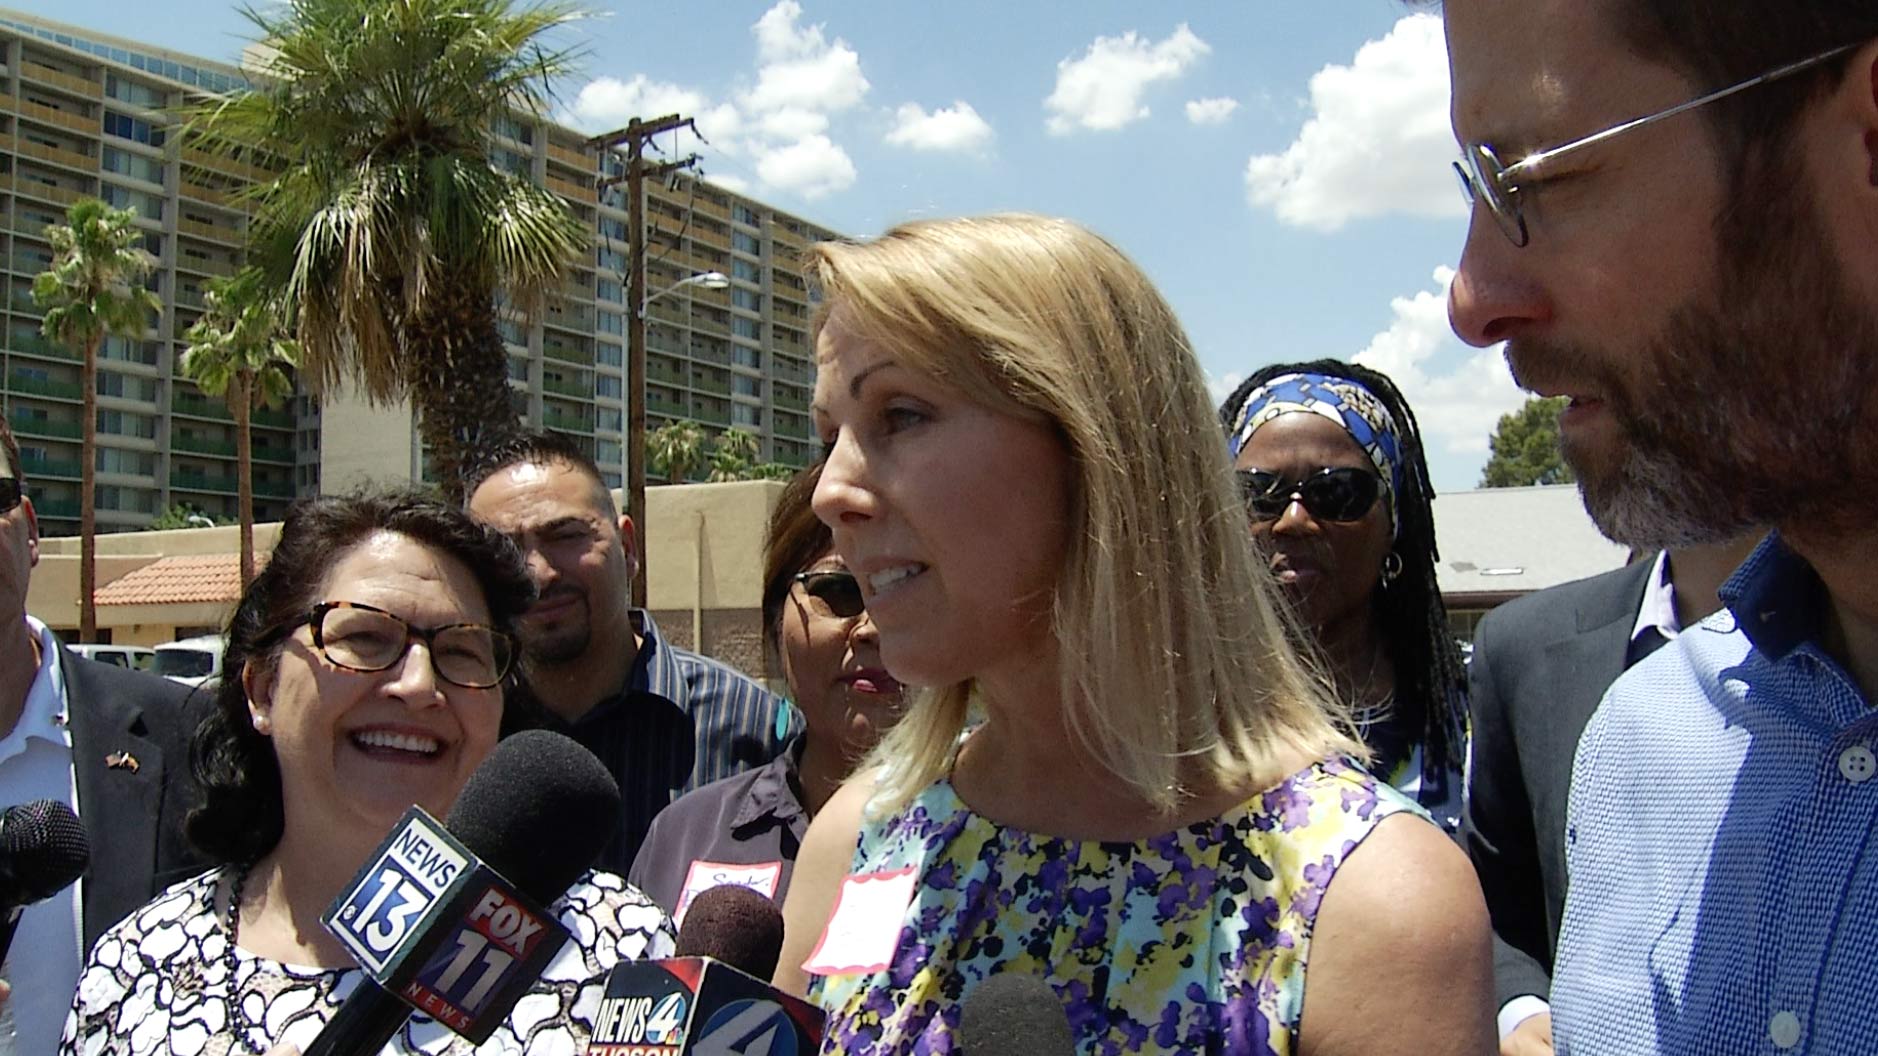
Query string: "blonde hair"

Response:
xmin=807 ymin=214 xmax=1362 ymax=814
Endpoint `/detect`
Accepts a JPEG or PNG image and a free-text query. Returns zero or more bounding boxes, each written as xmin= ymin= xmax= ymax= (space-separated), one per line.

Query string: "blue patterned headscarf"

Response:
xmin=1226 ymin=371 xmax=1407 ymax=538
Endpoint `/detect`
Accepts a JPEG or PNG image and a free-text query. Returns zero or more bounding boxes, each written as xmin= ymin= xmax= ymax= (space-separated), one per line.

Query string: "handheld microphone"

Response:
xmin=0 ymin=799 xmax=90 ymax=967
xmin=586 ymin=884 xmax=822 ymax=1055
xmin=303 ymin=730 xmax=621 ymax=1056
xmin=958 ymin=973 xmax=1076 ymax=1055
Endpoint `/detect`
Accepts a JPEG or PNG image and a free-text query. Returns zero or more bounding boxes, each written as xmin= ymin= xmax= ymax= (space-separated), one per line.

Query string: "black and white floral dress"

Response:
xmin=60 ymin=868 xmax=674 ymax=1056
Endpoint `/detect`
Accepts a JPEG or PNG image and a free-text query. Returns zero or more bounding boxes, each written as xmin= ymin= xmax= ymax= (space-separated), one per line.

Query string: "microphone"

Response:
xmin=0 ymin=799 xmax=90 ymax=967
xmin=304 ymin=730 xmax=621 ymax=1056
xmin=673 ymin=884 xmax=785 ymax=979
xmin=958 ymin=973 xmax=1076 ymax=1055
xmin=587 ymin=884 xmax=822 ymax=1055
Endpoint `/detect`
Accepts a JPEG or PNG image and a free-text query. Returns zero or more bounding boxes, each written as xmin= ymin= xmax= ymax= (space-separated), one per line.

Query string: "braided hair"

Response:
xmin=1218 ymin=359 xmax=1466 ymax=779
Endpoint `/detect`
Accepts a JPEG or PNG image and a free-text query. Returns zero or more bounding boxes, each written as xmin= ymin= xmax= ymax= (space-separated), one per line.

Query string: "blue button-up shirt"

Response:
xmin=1552 ymin=534 xmax=1878 ymax=1055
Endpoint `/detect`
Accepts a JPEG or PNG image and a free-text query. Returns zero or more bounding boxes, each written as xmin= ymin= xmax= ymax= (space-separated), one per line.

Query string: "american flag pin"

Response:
xmin=106 ymin=751 xmax=140 ymax=774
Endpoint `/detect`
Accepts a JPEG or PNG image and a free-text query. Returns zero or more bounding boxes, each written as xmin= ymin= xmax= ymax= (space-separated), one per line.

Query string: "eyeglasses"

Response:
xmin=1239 ymin=467 xmax=1384 ymax=523
xmin=792 ymin=570 xmax=865 ymax=619
xmin=1454 ymin=40 xmax=1865 ymax=247
xmin=301 ymin=601 xmax=515 ymax=689
xmin=0 ymin=478 xmax=20 ymax=516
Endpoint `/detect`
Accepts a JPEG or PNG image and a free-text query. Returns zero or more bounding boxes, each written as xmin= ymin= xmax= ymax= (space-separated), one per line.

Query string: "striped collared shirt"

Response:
xmin=550 ymin=609 xmax=800 ymax=876
xmin=1553 ymin=534 xmax=1878 ymax=1055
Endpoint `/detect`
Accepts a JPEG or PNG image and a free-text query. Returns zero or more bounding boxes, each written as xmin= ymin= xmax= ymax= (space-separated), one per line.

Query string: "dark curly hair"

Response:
xmin=1218 ymin=359 xmax=1466 ymax=780
xmin=187 ymin=490 xmax=536 ymax=866
xmin=760 ymin=463 xmax=830 ymax=664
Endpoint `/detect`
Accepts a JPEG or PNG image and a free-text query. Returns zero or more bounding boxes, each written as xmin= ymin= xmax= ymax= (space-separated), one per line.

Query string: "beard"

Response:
xmin=1507 ymin=164 xmax=1878 ymax=550
xmin=516 ymin=586 xmax=593 ymax=665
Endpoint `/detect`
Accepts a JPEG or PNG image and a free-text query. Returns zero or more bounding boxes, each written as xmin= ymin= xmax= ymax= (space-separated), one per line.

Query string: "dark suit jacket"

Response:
xmin=57 ymin=647 xmax=209 ymax=949
xmin=1462 ymin=557 xmax=1655 ymax=1010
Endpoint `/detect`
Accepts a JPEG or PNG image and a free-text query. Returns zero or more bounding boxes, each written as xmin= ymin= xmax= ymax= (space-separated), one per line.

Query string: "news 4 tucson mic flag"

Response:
xmin=586 ymin=957 xmax=824 ymax=1056
xmin=322 ymin=805 xmax=570 ymax=1044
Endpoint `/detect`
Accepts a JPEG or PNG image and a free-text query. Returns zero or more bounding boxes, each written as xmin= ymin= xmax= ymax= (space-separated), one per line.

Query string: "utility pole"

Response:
xmin=590 ymin=114 xmax=698 ymax=608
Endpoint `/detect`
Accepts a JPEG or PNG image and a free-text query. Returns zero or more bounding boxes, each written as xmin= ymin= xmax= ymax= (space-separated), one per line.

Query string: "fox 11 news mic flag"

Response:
xmin=307 ymin=729 xmax=621 ymax=1056
xmin=585 ymin=884 xmax=823 ymax=1055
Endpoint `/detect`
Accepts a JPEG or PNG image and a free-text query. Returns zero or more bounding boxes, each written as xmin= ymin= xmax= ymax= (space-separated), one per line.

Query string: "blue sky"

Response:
xmin=24 ymin=0 xmax=1526 ymax=492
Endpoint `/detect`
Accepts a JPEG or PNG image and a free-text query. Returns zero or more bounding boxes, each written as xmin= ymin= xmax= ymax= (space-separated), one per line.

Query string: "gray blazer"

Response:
xmin=1461 ymin=557 xmax=1655 ymax=1009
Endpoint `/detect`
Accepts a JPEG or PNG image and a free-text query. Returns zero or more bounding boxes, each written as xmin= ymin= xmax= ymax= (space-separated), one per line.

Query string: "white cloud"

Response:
xmin=702 ymin=172 xmax=752 ymax=195
xmin=743 ymin=1 xmax=870 ymax=115
xmin=557 ymin=1 xmax=874 ymax=202
xmin=756 ymin=134 xmax=857 ymax=199
xmin=1206 ymin=369 xmax=1246 ymax=407
xmin=564 ymin=75 xmax=712 ymax=134
xmin=885 ymin=102 xmax=994 ymax=153
xmin=1244 ymin=13 xmax=1461 ymax=230
xmin=1185 ymin=97 xmax=1239 ymax=125
xmin=1044 ymin=24 xmax=1210 ymax=135
xmin=1352 ymin=266 xmax=1524 ymax=458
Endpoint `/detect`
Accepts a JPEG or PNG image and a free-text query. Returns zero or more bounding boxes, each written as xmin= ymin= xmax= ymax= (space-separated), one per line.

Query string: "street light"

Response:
xmin=625 ymin=269 xmax=733 ymax=607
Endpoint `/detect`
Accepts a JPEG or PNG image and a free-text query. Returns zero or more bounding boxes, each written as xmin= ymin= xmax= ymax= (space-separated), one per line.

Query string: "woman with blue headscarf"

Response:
xmin=1220 ymin=359 xmax=1467 ymax=830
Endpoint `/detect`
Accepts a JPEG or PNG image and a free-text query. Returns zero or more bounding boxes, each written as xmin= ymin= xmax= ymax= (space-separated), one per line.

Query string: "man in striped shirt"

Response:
xmin=468 ymin=432 xmax=799 ymax=874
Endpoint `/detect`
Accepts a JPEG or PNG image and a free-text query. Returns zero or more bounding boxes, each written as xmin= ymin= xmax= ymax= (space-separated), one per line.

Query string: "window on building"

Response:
xmin=96 ymin=409 xmax=156 ymax=439
xmin=596 ymin=438 xmax=622 ymax=463
xmin=104 ymin=74 xmax=166 ymax=108
xmin=731 ymin=203 xmax=760 ymax=227
xmin=731 ymin=345 xmax=761 ymax=370
xmin=731 ymin=288 xmax=763 ymax=312
xmin=731 ymin=258 xmax=762 ymax=283
xmin=102 ymin=110 xmax=165 ymax=147
xmin=101 ymin=184 xmax=165 ymax=222
xmin=732 ymin=231 xmax=761 ymax=255
xmin=732 ymin=404 xmax=762 ymax=427
xmin=597 ymin=278 xmax=623 ymax=303
xmin=596 ymin=311 xmax=623 ymax=335
xmin=96 ymin=446 xmax=155 ymax=475
xmin=596 ymin=375 xmax=622 ymax=398
xmin=731 ymin=374 xmax=762 ymax=398
xmin=96 ymin=371 xmax=156 ymax=401
xmin=731 ymin=317 xmax=761 ymax=340
xmin=596 ymin=342 xmax=623 ymax=367
xmin=596 ymin=407 xmax=623 ymax=431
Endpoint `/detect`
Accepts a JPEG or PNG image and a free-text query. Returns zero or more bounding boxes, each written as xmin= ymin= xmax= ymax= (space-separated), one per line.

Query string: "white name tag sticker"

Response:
xmin=801 ymin=867 xmax=918 ymax=977
xmin=674 ymin=859 xmax=784 ymax=927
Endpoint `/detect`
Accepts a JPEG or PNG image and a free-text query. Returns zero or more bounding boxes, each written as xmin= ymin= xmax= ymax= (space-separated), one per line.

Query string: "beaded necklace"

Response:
xmin=222 ymin=862 xmax=264 ymax=1056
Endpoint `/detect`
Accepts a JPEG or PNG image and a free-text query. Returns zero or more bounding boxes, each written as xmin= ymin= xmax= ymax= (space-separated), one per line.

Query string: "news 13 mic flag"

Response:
xmin=322 ymin=804 xmax=570 ymax=1044
xmin=586 ymin=957 xmax=824 ymax=1056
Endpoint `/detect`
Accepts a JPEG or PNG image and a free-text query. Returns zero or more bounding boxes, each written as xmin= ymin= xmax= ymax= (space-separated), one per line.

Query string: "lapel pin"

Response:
xmin=106 ymin=751 xmax=141 ymax=774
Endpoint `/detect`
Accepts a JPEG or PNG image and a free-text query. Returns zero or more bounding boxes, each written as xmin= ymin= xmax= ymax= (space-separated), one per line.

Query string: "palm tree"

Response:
xmin=193 ymin=0 xmax=590 ymax=498
xmin=181 ymin=267 xmax=300 ymax=586
xmin=33 ymin=198 xmax=161 ymax=642
xmin=707 ymin=426 xmax=760 ymax=482
xmin=648 ymin=419 xmax=706 ymax=484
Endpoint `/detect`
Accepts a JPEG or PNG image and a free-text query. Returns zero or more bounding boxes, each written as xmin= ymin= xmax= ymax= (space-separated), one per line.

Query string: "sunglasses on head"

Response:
xmin=0 ymin=477 xmax=20 ymax=516
xmin=793 ymin=570 xmax=866 ymax=619
xmin=1238 ymin=467 xmax=1383 ymax=523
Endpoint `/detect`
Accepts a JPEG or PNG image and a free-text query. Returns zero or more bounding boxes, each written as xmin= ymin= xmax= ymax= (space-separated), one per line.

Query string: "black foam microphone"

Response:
xmin=0 ymin=799 xmax=90 ymax=967
xmin=303 ymin=730 xmax=621 ymax=1056
xmin=673 ymin=883 xmax=786 ymax=980
xmin=958 ymin=973 xmax=1076 ymax=1055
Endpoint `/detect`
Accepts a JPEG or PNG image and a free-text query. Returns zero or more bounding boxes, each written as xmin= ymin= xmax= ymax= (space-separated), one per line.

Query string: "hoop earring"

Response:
xmin=1380 ymin=550 xmax=1404 ymax=587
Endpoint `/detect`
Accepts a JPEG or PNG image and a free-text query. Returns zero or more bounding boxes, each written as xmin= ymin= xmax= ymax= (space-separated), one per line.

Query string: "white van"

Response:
xmin=67 ymin=644 xmax=157 ymax=671
xmin=152 ymin=635 xmax=226 ymax=688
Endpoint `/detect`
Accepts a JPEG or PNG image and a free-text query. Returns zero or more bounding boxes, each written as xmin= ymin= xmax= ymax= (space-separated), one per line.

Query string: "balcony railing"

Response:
xmin=13 ymin=97 xmax=96 ymax=135
xmin=12 ymin=416 xmax=82 ymax=439
xmin=31 ymin=498 xmax=80 ymax=519
xmin=542 ymin=375 xmax=590 ymax=399
xmin=18 ymin=454 xmax=82 ymax=478
xmin=544 ymin=175 xmax=596 ymax=204
xmin=172 ymin=393 xmax=232 ymax=421
xmin=541 ymin=409 xmax=592 ymax=434
xmin=171 ymin=434 xmax=237 ymax=458
xmin=177 ymin=217 xmax=242 ymax=244
xmin=7 ymin=372 xmax=84 ymax=400
xmin=542 ymin=342 xmax=593 ymax=366
xmin=14 ymin=180 xmax=87 ymax=208
xmin=14 ymin=137 xmax=95 ymax=172
xmin=20 ymin=62 xmax=102 ymax=99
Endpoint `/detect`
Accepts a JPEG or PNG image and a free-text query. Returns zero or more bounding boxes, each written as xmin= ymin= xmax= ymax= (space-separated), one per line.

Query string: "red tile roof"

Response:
xmin=94 ymin=554 xmax=259 ymax=606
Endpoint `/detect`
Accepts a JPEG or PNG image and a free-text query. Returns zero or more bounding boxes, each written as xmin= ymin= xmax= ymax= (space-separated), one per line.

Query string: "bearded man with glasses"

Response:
xmin=1435 ymin=0 xmax=1878 ymax=1052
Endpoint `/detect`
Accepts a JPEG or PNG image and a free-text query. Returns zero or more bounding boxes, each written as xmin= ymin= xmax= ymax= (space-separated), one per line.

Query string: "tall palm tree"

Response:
xmin=194 ymin=0 xmax=590 ymax=498
xmin=181 ymin=267 xmax=300 ymax=586
xmin=33 ymin=198 xmax=161 ymax=642
xmin=648 ymin=419 xmax=705 ymax=484
xmin=707 ymin=426 xmax=759 ymax=482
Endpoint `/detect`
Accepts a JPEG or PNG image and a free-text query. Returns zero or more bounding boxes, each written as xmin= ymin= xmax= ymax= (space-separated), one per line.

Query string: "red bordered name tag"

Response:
xmin=801 ymin=867 xmax=919 ymax=977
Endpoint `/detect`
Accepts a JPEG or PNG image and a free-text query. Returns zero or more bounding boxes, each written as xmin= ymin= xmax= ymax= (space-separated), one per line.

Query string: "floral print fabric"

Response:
xmin=809 ymin=757 xmax=1424 ymax=1055
xmin=60 ymin=868 xmax=674 ymax=1055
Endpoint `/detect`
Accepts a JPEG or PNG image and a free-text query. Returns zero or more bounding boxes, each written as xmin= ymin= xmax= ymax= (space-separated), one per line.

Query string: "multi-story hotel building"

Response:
xmin=0 ymin=10 xmax=834 ymax=534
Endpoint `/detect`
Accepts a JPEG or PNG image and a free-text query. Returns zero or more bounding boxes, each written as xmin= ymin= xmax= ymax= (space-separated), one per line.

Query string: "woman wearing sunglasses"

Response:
xmin=1219 ymin=362 xmax=1468 ymax=831
xmin=629 ymin=464 xmax=903 ymax=920
xmin=61 ymin=492 xmax=674 ymax=1055
xmin=772 ymin=216 xmax=1492 ymax=1055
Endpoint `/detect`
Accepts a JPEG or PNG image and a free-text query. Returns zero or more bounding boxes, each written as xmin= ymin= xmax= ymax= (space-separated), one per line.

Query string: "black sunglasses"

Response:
xmin=1238 ymin=467 xmax=1384 ymax=523
xmin=0 ymin=478 xmax=19 ymax=516
xmin=792 ymin=570 xmax=865 ymax=619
